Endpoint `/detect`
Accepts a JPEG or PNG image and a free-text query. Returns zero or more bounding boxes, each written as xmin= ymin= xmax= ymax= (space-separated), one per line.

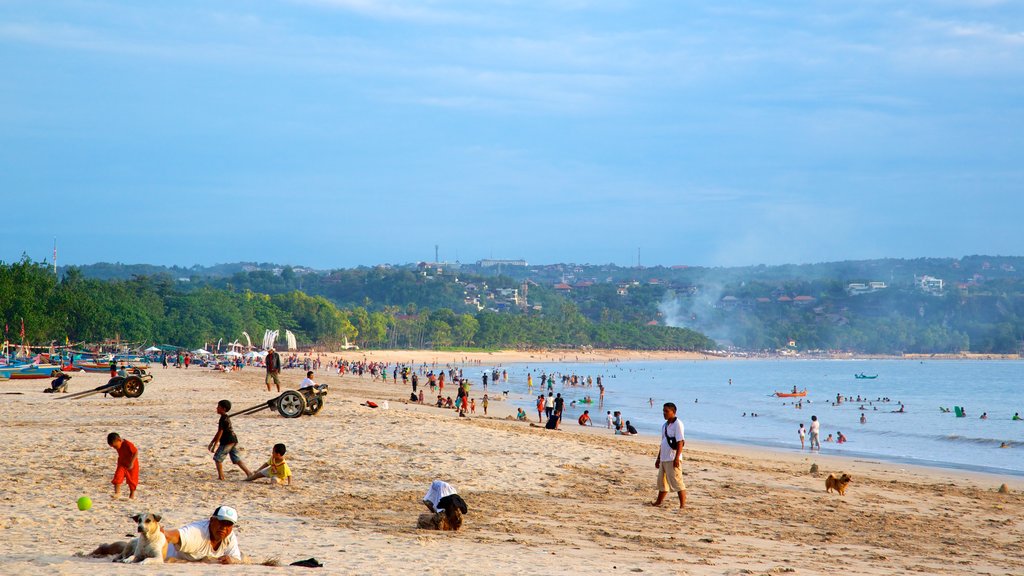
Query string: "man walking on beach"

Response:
xmin=651 ymin=402 xmax=686 ymax=509
xmin=265 ymin=348 xmax=282 ymax=393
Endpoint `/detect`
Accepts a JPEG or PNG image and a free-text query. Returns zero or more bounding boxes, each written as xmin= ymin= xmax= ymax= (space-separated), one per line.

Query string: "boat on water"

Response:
xmin=854 ymin=373 xmax=878 ymax=379
xmin=774 ymin=389 xmax=807 ymax=398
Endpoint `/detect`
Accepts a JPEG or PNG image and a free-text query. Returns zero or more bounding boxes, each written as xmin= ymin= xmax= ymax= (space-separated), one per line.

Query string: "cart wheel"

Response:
xmin=277 ymin=390 xmax=306 ymax=418
xmin=123 ymin=376 xmax=145 ymax=398
xmin=107 ymin=377 xmax=126 ymax=398
xmin=305 ymin=396 xmax=324 ymax=416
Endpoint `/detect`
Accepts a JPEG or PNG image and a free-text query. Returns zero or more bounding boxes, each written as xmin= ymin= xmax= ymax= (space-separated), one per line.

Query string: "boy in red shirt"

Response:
xmin=107 ymin=432 xmax=139 ymax=499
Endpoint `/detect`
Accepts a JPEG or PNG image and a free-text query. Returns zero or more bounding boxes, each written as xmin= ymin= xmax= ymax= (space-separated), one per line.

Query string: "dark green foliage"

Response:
xmin=1 ymin=258 xmax=714 ymax=351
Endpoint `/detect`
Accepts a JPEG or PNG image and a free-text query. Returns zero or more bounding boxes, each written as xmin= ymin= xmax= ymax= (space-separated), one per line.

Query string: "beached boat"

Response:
xmin=3 ymin=364 xmax=63 ymax=379
xmin=774 ymin=390 xmax=807 ymax=398
xmin=74 ymin=361 xmax=150 ymax=373
xmin=854 ymin=373 xmax=878 ymax=379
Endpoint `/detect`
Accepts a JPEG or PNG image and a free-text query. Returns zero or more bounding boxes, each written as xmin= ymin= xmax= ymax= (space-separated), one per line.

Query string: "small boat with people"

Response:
xmin=775 ymin=388 xmax=807 ymax=398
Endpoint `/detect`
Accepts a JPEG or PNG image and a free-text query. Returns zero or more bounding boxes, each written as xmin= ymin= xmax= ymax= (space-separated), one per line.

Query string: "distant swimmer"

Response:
xmin=1014 ymin=412 xmax=1022 ymax=421
xmin=980 ymin=412 xmax=988 ymax=420
xmin=1000 ymin=442 xmax=1010 ymax=449
xmin=860 ymin=413 xmax=866 ymax=424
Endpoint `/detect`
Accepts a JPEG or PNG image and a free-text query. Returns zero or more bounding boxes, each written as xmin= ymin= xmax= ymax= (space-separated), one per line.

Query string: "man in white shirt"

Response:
xmin=162 ymin=505 xmax=242 ymax=564
xmin=651 ymin=402 xmax=686 ymax=509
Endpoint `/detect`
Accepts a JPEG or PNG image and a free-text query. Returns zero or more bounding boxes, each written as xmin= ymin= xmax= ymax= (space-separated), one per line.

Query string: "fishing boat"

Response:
xmin=2 ymin=364 xmax=64 ymax=379
xmin=854 ymin=373 xmax=878 ymax=379
xmin=74 ymin=361 xmax=150 ymax=373
xmin=774 ymin=389 xmax=807 ymax=398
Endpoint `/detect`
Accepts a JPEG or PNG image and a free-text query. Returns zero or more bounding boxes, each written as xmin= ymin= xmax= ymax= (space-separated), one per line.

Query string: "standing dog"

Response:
xmin=115 ymin=513 xmax=168 ymax=563
xmin=825 ymin=473 xmax=852 ymax=496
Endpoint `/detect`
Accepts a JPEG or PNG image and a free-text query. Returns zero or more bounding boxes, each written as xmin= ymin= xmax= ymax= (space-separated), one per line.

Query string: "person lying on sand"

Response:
xmin=162 ymin=506 xmax=242 ymax=564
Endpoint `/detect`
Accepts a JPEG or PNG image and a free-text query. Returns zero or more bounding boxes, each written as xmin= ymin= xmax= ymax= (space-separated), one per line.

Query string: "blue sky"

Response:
xmin=1 ymin=0 xmax=1022 ymax=268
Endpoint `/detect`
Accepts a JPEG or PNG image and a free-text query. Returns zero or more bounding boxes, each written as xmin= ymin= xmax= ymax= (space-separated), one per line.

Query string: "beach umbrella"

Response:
xmin=191 ymin=349 xmax=211 ymax=356
xmin=144 ymin=346 xmax=162 ymax=353
xmin=223 ymin=350 xmax=242 ymax=358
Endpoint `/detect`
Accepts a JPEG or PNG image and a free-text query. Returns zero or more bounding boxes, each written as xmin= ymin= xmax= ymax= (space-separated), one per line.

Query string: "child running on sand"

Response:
xmin=245 ymin=443 xmax=291 ymax=486
xmin=208 ymin=400 xmax=253 ymax=481
xmin=107 ymin=432 xmax=139 ymax=499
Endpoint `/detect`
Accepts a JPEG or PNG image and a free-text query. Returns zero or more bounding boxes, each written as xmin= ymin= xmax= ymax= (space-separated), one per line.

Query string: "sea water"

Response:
xmin=485 ymin=359 xmax=1024 ymax=476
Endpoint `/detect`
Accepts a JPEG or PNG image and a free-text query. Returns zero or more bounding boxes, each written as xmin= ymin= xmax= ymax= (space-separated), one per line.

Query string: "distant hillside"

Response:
xmin=59 ymin=256 xmax=1024 ymax=354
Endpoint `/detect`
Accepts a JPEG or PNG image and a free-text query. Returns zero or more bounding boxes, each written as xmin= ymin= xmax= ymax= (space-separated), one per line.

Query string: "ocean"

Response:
xmin=483 ymin=359 xmax=1024 ymax=476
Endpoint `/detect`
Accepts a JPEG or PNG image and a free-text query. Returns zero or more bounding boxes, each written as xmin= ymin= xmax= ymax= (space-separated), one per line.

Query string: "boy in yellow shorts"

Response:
xmin=245 ymin=443 xmax=291 ymax=486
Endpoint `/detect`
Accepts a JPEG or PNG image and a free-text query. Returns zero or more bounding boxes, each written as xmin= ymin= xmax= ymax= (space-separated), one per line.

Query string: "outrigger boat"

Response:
xmin=854 ymin=373 xmax=878 ymax=379
xmin=774 ymin=389 xmax=807 ymax=398
xmin=0 ymin=364 xmax=65 ymax=379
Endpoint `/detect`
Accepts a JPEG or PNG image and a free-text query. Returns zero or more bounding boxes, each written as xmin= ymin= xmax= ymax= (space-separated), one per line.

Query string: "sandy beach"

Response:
xmin=1 ymin=362 xmax=1022 ymax=575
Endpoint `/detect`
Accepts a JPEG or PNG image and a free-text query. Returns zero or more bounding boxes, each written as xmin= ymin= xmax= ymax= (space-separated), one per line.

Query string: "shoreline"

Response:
xmin=317 ymin=348 xmax=1021 ymax=364
xmin=326 ymin=370 xmax=1024 ymax=488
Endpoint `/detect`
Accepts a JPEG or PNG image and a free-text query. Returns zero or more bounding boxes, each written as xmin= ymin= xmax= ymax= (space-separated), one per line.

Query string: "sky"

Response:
xmin=1 ymin=0 xmax=1022 ymax=269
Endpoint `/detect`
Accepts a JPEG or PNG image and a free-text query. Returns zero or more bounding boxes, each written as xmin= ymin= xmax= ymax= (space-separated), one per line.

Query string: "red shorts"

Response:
xmin=112 ymin=464 xmax=139 ymax=489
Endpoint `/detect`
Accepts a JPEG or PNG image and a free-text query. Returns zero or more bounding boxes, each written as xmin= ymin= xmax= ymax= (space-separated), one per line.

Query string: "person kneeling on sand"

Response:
xmin=578 ymin=410 xmax=592 ymax=426
xmin=162 ymin=506 xmax=242 ymax=564
xmin=418 ymin=480 xmax=468 ymax=531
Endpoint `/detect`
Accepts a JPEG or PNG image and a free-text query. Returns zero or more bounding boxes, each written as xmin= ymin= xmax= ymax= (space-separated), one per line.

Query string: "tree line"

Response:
xmin=0 ymin=258 xmax=715 ymax=351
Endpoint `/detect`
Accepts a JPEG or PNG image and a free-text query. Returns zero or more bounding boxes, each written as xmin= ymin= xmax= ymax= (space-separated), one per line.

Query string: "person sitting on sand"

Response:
xmin=516 ymin=408 xmax=527 ymax=421
xmin=578 ymin=410 xmax=592 ymax=426
xmin=245 ymin=443 xmax=291 ymax=486
xmin=445 ymin=396 xmax=454 ymax=409
xmin=625 ymin=420 xmax=638 ymax=435
xmin=436 ymin=395 xmax=444 ymax=408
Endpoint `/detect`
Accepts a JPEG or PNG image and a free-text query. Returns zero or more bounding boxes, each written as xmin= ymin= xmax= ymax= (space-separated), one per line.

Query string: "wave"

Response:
xmin=940 ymin=435 xmax=1021 ymax=448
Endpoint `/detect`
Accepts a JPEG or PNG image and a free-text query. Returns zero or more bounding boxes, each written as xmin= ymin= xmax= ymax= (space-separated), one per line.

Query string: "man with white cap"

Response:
xmin=162 ymin=505 xmax=242 ymax=564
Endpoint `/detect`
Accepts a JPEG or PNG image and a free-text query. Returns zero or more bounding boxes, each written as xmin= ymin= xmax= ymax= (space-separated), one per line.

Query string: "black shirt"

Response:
xmin=218 ymin=414 xmax=237 ymax=445
xmin=554 ymin=397 xmax=564 ymax=414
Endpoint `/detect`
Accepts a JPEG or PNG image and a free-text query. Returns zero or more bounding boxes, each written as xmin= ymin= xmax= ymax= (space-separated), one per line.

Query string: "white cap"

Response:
xmin=212 ymin=505 xmax=238 ymax=524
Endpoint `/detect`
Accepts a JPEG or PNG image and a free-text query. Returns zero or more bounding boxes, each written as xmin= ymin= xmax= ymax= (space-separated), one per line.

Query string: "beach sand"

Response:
xmin=1 ymin=362 xmax=1021 ymax=575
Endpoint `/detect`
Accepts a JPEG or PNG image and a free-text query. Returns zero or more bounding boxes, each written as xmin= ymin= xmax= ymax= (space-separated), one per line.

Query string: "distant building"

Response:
xmin=478 ymin=259 xmax=528 ymax=268
xmin=915 ymin=275 xmax=944 ymax=295
xmin=846 ymin=281 xmax=887 ymax=296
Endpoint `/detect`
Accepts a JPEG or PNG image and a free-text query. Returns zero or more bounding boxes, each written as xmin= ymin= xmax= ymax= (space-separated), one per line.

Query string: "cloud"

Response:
xmin=292 ymin=0 xmax=478 ymax=24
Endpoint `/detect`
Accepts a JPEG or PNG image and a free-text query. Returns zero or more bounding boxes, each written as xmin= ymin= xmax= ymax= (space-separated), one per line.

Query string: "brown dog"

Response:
xmin=417 ymin=508 xmax=464 ymax=531
xmin=825 ymin=473 xmax=852 ymax=495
